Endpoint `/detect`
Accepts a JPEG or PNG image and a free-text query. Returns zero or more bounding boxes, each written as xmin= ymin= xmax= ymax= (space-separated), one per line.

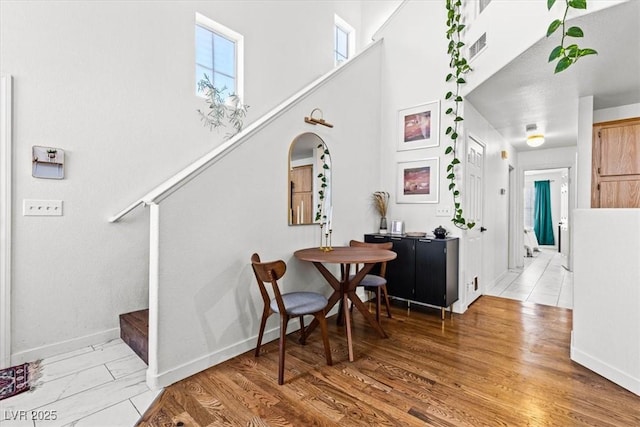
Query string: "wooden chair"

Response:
xmin=251 ymin=253 xmax=332 ymax=385
xmin=348 ymin=240 xmax=394 ymax=321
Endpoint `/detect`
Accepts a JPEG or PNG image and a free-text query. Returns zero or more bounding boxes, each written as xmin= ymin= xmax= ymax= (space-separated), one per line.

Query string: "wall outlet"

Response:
xmin=23 ymin=199 xmax=63 ymax=216
xmin=436 ymin=206 xmax=451 ymax=217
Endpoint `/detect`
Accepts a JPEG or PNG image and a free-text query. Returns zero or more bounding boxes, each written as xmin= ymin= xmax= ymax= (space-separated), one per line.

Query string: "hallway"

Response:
xmin=486 ymin=247 xmax=573 ymax=309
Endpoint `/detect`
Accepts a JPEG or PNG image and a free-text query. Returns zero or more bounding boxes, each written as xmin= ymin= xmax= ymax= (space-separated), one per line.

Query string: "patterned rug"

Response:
xmin=0 ymin=361 xmax=42 ymax=401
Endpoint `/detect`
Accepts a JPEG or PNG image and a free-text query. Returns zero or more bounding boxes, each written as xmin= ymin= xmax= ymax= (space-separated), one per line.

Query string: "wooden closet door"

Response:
xmin=592 ymin=119 xmax=640 ymax=207
xmin=291 ymin=165 xmax=313 ymax=224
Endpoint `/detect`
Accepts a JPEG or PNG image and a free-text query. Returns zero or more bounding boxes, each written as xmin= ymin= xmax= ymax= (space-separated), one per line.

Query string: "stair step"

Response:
xmin=119 ymin=309 xmax=148 ymax=364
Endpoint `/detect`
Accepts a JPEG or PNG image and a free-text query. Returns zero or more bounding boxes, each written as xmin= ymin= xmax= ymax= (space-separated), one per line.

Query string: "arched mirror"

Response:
xmin=288 ymin=133 xmax=331 ymax=225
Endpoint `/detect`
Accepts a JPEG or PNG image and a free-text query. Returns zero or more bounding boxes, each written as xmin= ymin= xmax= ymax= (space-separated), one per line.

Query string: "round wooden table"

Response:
xmin=294 ymin=246 xmax=397 ymax=361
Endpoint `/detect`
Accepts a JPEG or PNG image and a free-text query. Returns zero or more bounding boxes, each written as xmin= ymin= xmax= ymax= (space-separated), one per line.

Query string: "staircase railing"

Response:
xmin=109 ymin=39 xmax=383 ymax=223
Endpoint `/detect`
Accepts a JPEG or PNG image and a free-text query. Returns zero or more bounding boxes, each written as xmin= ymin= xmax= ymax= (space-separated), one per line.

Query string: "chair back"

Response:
xmin=251 ymin=253 xmax=287 ymax=313
xmin=348 ymin=240 xmax=393 ymax=277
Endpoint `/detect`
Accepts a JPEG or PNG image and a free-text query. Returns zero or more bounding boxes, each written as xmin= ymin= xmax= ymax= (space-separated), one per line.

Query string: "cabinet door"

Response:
xmin=415 ymin=239 xmax=445 ymax=306
xmin=415 ymin=239 xmax=459 ymax=307
xmin=386 ymin=237 xmax=415 ymax=300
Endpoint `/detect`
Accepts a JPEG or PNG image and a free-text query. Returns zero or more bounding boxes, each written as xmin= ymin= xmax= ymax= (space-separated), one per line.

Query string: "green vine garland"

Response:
xmin=314 ymin=143 xmax=331 ymax=223
xmin=444 ymin=0 xmax=475 ymax=230
xmin=546 ymin=0 xmax=597 ymax=73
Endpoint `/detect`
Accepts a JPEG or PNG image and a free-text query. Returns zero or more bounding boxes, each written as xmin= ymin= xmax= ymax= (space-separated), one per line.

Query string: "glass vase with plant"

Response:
xmin=373 ymin=191 xmax=390 ymax=234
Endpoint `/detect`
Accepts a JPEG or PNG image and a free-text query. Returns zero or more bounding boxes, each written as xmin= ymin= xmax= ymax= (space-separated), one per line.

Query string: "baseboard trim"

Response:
xmin=11 ymin=328 xmax=120 ymax=365
xmin=147 ymin=326 xmax=283 ymax=390
xmin=146 ymin=306 xmax=341 ymax=390
xmin=571 ymin=341 xmax=640 ymax=396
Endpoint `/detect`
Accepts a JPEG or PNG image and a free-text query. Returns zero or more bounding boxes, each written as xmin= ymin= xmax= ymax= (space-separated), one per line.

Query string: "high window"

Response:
xmin=195 ymin=13 xmax=244 ymax=99
xmin=334 ymin=15 xmax=355 ymax=66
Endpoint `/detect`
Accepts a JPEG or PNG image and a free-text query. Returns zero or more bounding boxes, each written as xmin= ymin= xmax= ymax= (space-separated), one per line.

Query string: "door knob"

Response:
xmin=480 ymin=227 xmax=487 ymax=232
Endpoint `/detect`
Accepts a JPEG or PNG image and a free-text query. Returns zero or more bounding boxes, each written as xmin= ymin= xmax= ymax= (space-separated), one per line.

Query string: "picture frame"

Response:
xmin=396 ymin=158 xmax=439 ymax=204
xmin=397 ymin=100 xmax=440 ymax=151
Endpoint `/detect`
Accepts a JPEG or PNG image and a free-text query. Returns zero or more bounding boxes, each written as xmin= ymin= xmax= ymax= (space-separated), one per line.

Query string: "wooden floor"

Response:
xmin=138 ymin=296 xmax=640 ymax=426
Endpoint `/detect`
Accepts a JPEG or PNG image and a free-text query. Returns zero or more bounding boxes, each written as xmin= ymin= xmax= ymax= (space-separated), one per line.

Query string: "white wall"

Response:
xmin=0 ymin=0 xmax=366 ymax=362
xmin=570 ymin=102 xmax=640 ymax=396
xmin=376 ymin=0 xmax=451 ymax=239
xmin=577 ymin=96 xmax=594 ymax=209
xmin=361 ymin=0 xmax=403 ymax=44
xmin=594 ymin=102 xmax=640 ymax=124
xmin=464 ymin=0 xmax=627 ymax=93
xmin=572 ymin=209 xmax=640 ymax=395
xmin=374 ymin=1 xmax=515 ymax=311
xmin=151 ymin=45 xmax=382 ymax=387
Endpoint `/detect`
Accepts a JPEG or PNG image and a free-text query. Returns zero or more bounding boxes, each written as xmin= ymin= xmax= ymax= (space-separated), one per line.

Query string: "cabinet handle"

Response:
xmin=419 ymin=239 xmax=432 ymax=243
xmin=373 ymin=236 xmax=385 ymax=239
xmin=391 ymin=237 xmax=401 ymax=240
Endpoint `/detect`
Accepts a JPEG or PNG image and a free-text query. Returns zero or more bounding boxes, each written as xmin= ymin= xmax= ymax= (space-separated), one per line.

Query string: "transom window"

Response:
xmin=334 ymin=15 xmax=355 ymax=66
xmin=195 ymin=13 xmax=244 ymax=99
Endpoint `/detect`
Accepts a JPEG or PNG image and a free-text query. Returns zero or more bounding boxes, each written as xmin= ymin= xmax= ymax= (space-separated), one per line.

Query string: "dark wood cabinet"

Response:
xmin=365 ymin=234 xmax=459 ymax=317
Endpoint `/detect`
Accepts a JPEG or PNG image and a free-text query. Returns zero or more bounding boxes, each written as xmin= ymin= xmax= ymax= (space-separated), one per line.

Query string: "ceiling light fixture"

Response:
xmin=525 ymin=124 xmax=545 ymax=148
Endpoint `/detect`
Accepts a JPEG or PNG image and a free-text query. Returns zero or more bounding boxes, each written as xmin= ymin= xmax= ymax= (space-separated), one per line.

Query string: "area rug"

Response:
xmin=0 ymin=361 xmax=42 ymax=401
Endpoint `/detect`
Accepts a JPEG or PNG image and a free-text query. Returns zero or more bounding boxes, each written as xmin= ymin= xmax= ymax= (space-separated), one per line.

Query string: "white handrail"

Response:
xmin=109 ymin=39 xmax=383 ymax=223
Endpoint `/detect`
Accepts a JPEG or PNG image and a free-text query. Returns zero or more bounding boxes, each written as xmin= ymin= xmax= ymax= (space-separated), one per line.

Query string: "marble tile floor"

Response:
xmin=0 ymin=339 xmax=161 ymax=427
xmin=486 ymin=246 xmax=573 ymax=309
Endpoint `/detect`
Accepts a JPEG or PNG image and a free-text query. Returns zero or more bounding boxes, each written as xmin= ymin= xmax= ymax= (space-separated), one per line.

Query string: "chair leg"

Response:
xmin=278 ymin=314 xmax=289 ymax=385
xmin=299 ymin=316 xmax=306 ymax=345
xmin=255 ymin=308 xmax=269 ymax=357
xmin=382 ymin=285 xmax=393 ymax=319
xmin=314 ymin=311 xmax=332 ymax=366
xmin=376 ymin=287 xmax=381 ymax=322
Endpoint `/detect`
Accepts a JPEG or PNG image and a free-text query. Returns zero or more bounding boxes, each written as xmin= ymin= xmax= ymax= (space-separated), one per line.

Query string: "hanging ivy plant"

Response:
xmin=444 ymin=0 xmax=475 ymax=230
xmin=547 ymin=0 xmax=597 ymax=73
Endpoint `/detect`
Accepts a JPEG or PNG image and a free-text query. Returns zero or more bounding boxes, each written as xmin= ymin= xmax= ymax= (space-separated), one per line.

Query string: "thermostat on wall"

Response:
xmin=32 ymin=146 xmax=64 ymax=179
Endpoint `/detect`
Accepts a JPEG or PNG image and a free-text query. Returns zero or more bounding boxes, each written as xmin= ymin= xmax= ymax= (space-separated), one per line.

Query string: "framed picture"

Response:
xmin=397 ymin=100 xmax=440 ymax=151
xmin=397 ymin=158 xmax=439 ymax=204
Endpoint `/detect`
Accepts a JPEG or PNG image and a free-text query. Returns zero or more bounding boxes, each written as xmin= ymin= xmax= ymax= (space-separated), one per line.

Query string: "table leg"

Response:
xmin=345 ymin=262 xmax=388 ymax=339
xmin=336 ymin=263 xmax=350 ymax=326
xmin=343 ymin=293 xmax=354 ymax=362
xmin=347 ymin=290 xmax=388 ymax=338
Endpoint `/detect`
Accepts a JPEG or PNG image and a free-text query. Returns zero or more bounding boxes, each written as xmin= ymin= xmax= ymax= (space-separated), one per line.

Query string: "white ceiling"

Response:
xmin=465 ymin=1 xmax=640 ymax=152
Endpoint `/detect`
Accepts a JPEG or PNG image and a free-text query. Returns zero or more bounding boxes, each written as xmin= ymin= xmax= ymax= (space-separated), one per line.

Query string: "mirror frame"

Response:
xmin=288 ymin=132 xmax=331 ymax=226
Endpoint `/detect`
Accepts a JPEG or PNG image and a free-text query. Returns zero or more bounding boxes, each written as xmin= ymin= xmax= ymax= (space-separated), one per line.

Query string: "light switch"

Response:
xmin=436 ymin=206 xmax=451 ymax=217
xmin=23 ymin=199 xmax=63 ymax=216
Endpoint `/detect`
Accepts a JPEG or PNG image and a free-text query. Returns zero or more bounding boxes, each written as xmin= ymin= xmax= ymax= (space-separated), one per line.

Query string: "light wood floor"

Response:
xmin=138 ymin=296 xmax=640 ymax=426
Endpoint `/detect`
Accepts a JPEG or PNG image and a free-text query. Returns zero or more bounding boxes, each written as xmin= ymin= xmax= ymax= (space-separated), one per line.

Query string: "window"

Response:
xmin=334 ymin=15 xmax=355 ymax=66
xmin=524 ymin=183 xmax=535 ymax=230
xmin=195 ymin=13 xmax=244 ymax=99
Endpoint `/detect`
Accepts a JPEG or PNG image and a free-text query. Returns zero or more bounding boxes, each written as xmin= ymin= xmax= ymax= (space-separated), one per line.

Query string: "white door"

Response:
xmin=465 ymin=136 xmax=485 ymax=305
xmin=559 ymin=171 xmax=570 ymax=270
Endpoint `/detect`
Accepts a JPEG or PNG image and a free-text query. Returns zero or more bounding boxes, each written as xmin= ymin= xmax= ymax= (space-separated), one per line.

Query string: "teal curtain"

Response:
xmin=534 ymin=180 xmax=555 ymax=245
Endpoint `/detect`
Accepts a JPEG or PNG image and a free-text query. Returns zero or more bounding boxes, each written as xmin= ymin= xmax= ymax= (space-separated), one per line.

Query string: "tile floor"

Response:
xmin=486 ymin=246 xmax=573 ymax=309
xmin=0 ymin=339 xmax=161 ymax=427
